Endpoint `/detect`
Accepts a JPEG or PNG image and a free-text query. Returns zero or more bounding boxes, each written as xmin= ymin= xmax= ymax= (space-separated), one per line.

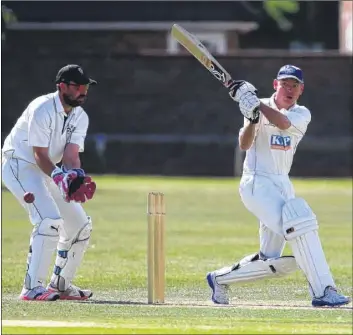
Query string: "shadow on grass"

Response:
xmin=77 ymin=299 xmax=353 ymax=311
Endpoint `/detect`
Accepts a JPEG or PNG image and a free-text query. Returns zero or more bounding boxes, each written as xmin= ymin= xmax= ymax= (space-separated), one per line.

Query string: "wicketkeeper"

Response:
xmin=206 ymin=65 xmax=350 ymax=307
xmin=2 ymin=64 xmax=97 ymax=301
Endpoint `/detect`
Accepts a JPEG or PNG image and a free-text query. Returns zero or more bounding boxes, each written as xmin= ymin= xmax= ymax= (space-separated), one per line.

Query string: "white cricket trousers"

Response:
xmin=2 ymin=155 xmax=88 ymax=229
xmin=2 ymin=154 xmax=90 ymax=289
xmin=239 ymin=172 xmax=295 ymax=259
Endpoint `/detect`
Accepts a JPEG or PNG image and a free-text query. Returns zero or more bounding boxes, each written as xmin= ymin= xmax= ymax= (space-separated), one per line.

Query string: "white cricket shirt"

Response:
xmin=241 ymin=94 xmax=311 ymax=175
xmin=2 ymin=91 xmax=89 ymax=165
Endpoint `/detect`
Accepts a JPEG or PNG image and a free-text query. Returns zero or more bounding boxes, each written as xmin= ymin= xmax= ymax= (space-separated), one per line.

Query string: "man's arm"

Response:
xmin=33 ymin=147 xmax=57 ymax=176
xmin=238 ymin=120 xmax=257 ymax=151
xmin=62 ymin=111 xmax=88 ymax=171
xmin=28 ymin=106 xmax=56 ymax=176
xmin=259 ymin=102 xmax=291 ymax=130
xmin=62 ymin=143 xmax=81 ymax=170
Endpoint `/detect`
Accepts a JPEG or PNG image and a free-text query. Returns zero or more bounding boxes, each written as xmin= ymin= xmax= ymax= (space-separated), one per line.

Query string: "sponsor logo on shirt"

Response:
xmin=270 ymin=135 xmax=291 ymax=151
xmin=66 ymin=124 xmax=76 ymax=143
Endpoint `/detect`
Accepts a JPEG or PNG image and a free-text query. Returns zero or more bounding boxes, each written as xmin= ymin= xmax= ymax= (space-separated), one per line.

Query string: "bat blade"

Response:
xmin=171 ymin=24 xmax=233 ymax=88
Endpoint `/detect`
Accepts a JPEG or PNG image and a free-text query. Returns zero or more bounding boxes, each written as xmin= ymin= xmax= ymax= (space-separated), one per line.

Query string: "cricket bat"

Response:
xmin=171 ymin=23 xmax=233 ymax=88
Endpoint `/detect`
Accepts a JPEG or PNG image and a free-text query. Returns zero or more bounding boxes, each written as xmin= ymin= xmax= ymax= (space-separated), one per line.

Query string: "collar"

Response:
xmin=53 ymin=91 xmax=74 ymax=116
xmin=269 ymin=94 xmax=279 ymax=111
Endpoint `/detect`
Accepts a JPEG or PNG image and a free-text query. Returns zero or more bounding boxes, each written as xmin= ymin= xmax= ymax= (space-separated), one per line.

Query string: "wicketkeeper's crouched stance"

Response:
xmin=2 ymin=65 xmax=97 ymax=301
xmin=206 ymin=65 xmax=350 ymax=308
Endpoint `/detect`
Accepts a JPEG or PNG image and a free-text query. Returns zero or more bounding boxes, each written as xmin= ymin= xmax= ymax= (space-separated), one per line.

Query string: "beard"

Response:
xmin=62 ymin=93 xmax=86 ymax=107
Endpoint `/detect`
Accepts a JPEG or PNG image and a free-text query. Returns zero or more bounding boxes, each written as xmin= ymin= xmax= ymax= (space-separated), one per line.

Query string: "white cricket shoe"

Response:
xmin=206 ymin=271 xmax=230 ymax=304
xmin=312 ymin=286 xmax=350 ymax=307
xmin=48 ymin=284 xmax=93 ymax=300
xmin=19 ymin=286 xmax=60 ymax=301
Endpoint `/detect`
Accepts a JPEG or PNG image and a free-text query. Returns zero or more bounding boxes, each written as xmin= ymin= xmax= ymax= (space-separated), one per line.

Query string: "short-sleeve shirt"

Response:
xmin=241 ymin=94 xmax=311 ymax=175
xmin=2 ymin=91 xmax=89 ymax=165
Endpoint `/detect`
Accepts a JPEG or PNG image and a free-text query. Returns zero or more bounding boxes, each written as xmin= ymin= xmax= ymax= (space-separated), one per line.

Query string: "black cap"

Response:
xmin=55 ymin=64 xmax=97 ymax=85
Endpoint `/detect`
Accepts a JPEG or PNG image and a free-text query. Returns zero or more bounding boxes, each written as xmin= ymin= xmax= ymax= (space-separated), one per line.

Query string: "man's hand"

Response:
xmin=228 ymin=80 xmax=258 ymax=102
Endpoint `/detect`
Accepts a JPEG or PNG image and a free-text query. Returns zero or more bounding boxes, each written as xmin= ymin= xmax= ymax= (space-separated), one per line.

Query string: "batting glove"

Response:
xmin=239 ymin=91 xmax=260 ymax=122
xmin=228 ymin=80 xmax=258 ymax=103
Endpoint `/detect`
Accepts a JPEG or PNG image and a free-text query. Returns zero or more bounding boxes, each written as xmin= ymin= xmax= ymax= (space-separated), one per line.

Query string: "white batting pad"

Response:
xmin=282 ymin=198 xmax=335 ymax=298
xmin=216 ymin=254 xmax=298 ymax=285
xmin=24 ymin=218 xmax=61 ymax=289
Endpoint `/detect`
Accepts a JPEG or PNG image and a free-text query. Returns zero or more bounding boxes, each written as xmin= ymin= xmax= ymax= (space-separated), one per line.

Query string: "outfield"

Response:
xmin=2 ymin=176 xmax=352 ymax=334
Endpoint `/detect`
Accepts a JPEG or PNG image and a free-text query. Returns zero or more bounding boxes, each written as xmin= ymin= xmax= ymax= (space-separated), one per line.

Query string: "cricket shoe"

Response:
xmin=206 ymin=271 xmax=230 ymax=304
xmin=19 ymin=286 xmax=60 ymax=301
xmin=312 ymin=286 xmax=350 ymax=307
xmin=48 ymin=284 xmax=93 ymax=300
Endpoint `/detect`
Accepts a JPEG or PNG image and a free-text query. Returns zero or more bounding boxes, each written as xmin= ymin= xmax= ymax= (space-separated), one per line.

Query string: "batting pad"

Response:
xmin=216 ymin=255 xmax=298 ymax=285
xmin=282 ymin=198 xmax=335 ymax=298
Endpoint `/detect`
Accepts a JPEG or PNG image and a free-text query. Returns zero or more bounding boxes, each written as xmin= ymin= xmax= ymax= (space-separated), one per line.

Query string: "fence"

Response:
xmin=85 ymin=133 xmax=352 ymax=176
xmin=1 ymin=132 xmax=351 ymax=177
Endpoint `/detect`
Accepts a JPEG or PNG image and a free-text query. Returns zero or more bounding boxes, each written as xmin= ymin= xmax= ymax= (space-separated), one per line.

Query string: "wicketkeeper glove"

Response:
xmin=61 ymin=167 xmax=96 ymax=203
xmin=61 ymin=166 xmax=85 ymax=177
xmin=51 ymin=167 xmax=71 ymax=202
xmin=67 ymin=175 xmax=96 ymax=203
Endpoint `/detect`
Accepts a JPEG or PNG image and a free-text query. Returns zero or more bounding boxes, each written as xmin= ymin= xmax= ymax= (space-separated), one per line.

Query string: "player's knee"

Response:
xmin=34 ymin=217 xmax=62 ymax=237
xmin=57 ymin=217 xmax=92 ymax=250
xmin=282 ymin=198 xmax=318 ymax=241
xmin=76 ymin=216 xmax=92 ymax=242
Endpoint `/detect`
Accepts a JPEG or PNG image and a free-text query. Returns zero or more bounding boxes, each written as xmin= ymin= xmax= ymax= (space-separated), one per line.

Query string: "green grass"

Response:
xmin=2 ymin=176 xmax=352 ymax=334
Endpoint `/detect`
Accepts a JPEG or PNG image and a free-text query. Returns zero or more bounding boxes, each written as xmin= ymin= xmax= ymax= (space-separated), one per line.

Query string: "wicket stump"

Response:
xmin=147 ymin=192 xmax=166 ymax=304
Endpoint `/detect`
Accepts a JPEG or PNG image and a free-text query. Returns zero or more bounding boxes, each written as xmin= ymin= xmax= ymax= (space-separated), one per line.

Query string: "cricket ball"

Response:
xmin=23 ymin=192 xmax=35 ymax=203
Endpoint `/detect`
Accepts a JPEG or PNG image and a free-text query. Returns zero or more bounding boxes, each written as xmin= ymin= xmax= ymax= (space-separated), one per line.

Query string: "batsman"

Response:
xmin=207 ymin=65 xmax=350 ymax=307
xmin=2 ymin=64 xmax=97 ymax=301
